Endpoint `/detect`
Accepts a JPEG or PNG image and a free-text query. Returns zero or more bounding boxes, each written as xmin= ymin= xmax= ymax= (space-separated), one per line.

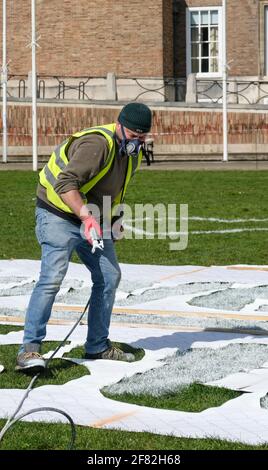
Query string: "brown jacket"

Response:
xmin=37 ymin=133 xmax=128 ymax=223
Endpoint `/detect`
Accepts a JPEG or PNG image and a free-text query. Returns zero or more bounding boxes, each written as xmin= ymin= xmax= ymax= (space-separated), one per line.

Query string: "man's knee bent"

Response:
xmin=112 ymin=268 xmax=121 ymax=289
xmin=104 ymin=267 xmax=121 ymax=291
xmin=94 ymin=267 xmax=121 ymax=292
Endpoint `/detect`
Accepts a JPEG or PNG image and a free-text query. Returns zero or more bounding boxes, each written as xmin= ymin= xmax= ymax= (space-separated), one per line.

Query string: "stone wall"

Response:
xmin=1 ymin=101 xmax=268 ymax=160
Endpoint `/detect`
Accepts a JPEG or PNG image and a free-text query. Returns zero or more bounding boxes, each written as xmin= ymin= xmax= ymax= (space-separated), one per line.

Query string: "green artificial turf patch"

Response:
xmin=102 ymin=382 xmax=242 ymax=413
xmin=0 ymin=418 xmax=267 ymax=450
xmin=0 ymin=324 xmax=23 ymax=334
xmin=63 ymin=342 xmax=145 ymax=362
xmin=0 ymin=341 xmax=89 ymax=389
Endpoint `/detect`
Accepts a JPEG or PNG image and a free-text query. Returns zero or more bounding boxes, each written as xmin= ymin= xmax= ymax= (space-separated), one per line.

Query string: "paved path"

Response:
xmin=1 ymin=160 xmax=268 ymax=171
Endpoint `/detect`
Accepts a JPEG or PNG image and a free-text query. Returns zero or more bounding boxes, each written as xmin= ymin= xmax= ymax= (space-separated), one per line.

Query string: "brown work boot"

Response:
xmin=16 ymin=351 xmax=46 ymax=372
xmin=85 ymin=344 xmax=135 ymax=362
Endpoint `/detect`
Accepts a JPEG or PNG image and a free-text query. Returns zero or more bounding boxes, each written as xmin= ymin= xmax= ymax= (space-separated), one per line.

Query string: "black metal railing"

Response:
xmin=197 ymin=79 xmax=268 ymax=105
xmin=0 ymin=75 xmax=186 ymax=102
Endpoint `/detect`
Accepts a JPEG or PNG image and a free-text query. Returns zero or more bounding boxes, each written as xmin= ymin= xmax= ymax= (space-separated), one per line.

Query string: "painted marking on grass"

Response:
xmin=191 ymin=228 xmax=268 ymax=235
xmin=125 ymin=216 xmax=268 ymax=224
xmin=124 ymin=224 xmax=268 ymax=237
xmin=124 ymin=215 xmax=268 ymax=238
xmin=91 ymin=410 xmax=137 ymax=428
xmin=188 ymin=216 xmax=268 ymax=223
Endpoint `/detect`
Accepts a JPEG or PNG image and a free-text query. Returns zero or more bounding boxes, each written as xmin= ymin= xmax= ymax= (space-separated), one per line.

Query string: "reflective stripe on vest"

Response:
xmin=39 ymin=124 xmax=140 ymax=214
xmin=112 ymin=149 xmax=143 ymax=213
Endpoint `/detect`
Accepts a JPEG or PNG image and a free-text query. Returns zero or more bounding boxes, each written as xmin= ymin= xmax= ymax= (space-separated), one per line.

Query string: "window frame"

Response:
xmin=259 ymin=1 xmax=268 ymax=77
xmin=186 ymin=6 xmax=223 ymax=78
xmin=265 ymin=5 xmax=268 ymax=75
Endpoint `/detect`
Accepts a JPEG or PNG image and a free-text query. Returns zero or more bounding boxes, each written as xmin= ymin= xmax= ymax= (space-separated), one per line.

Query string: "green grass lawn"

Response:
xmin=1 ymin=418 xmax=268 ymax=450
xmin=0 ymin=324 xmax=23 ymax=334
xmin=102 ymin=383 xmax=242 ymax=413
xmin=63 ymin=342 xmax=145 ymax=362
xmin=1 ymin=170 xmax=268 ymax=264
xmin=0 ymin=325 xmax=267 ymax=450
xmin=0 ymin=326 xmax=89 ymax=389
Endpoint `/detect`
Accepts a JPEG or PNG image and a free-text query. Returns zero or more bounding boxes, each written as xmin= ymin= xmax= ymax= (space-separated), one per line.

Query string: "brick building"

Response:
xmin=1 ymin=1 xmax=268 ymax=161
xmin=0 ymin=0 xmax=267 ymax=102
xmin=2 ymin=0 xmax=172 ymax=78
xmin=175 ymin=0 xmax=260 ymax=78
xmin=174 ymin=0 xmax=267 ymax=105
xmin=0 ymin=0 xmax=174 ymax=101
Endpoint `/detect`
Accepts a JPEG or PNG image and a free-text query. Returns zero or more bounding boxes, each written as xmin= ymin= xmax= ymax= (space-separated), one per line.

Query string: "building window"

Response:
xmin=186 ymin=7 xmax=222 ymax=76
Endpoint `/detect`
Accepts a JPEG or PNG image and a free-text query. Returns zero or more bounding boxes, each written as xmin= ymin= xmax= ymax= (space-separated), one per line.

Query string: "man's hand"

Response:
xmin=59 ymin=189 xmax=103 ymax=251
xmin=83 ymin=216 xmax=102 ymax=246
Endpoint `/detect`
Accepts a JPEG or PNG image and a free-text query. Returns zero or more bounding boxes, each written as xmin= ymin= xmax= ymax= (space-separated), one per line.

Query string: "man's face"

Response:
xmin=116 ymin=122 xmax=147 ymax=143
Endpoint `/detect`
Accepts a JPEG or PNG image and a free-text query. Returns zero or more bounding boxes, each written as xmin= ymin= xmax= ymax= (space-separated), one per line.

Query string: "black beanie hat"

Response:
xmin=118 ymin=102 xmax=152 ymax=134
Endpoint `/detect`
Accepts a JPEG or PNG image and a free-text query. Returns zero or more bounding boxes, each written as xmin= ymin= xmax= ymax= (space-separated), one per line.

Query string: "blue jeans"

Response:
xmin=20 ymin=207 xmax=121 ymax=354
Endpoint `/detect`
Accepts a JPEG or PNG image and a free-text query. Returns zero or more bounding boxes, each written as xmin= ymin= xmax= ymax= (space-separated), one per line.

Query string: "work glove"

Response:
xmin=83 ymin=216 xmax=103 ymax=252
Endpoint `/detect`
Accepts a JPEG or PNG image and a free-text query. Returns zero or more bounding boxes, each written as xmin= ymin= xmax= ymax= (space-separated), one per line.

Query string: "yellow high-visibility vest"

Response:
xmin=39 ymin=123 xmax=143 ymax=214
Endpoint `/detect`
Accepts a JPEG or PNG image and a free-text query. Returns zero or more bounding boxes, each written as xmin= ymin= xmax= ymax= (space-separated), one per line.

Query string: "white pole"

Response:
xmin=222 ymin=0 xmax=228 ymax=162
xmin=2 ymin=0 xmax=8 ymax=163
xmin=31 ymin=0 xmax=38 ymax=171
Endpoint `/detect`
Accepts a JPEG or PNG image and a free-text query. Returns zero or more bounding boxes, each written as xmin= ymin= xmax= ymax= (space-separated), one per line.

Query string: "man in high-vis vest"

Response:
xmin=16 ymin=102 xmax=152 ymax=372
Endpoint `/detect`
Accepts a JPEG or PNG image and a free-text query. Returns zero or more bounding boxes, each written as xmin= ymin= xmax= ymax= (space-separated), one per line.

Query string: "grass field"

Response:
xmin=0 ymin=169 xmax=268 ymax=450
xmin=102 ymin=383 xmax=241 ymax=413
xmin=2 ymin=418 xmax=268 ymax=451
xmin=1 ymin=325 xmax=259 ymax=451
xmin=0 ymin=341 xmax=89 ymax=389
xmin=1 ymin=170 xmax=268 ymax=264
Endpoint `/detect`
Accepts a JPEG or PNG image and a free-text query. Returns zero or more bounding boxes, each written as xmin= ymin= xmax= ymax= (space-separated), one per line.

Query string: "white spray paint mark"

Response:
xmin=124 ymin=224 xmax=268 ymax=237
xmin=125 ymin=216 xmax=268 ymax=224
